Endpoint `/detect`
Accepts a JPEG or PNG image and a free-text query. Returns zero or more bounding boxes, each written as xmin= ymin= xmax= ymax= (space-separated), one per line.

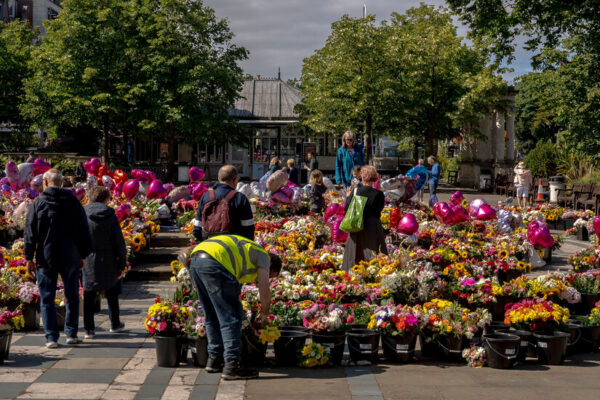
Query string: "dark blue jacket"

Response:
xmin=83 ymin=202 xmax=127 ymax=291
xmin=288 ymin=167 xmax=300 ymax=186
xmin=193 ymin=182 xmax=254 ymax=241
xmin=24 ymin=187 xmax=92 ymax=272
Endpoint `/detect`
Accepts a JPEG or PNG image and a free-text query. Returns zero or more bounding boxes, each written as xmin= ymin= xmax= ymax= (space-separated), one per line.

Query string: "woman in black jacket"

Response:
xmin=82 ymin=186 xmax=127 ymax=338
xmin=341 ymin=165 xmax=387 ymax=271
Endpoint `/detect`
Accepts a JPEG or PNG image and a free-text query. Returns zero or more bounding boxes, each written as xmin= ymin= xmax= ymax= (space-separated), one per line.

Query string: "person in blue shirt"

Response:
xmin=335 ymin=130 xmax=365 ymax=188
xmin=427 ymin=155 xmax=441 ymax=206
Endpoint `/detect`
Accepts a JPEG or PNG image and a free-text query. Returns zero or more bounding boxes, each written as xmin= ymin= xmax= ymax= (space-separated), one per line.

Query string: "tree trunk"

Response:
xmin=365 ymin=111 xmax=373 ymax=164
xmin=102 ymin=128 xmax=109 ymax=164
xmin=167 ymin=122 xmax=175 ymax=180
xmin=412 ymin=139 xmax=419 ymax=163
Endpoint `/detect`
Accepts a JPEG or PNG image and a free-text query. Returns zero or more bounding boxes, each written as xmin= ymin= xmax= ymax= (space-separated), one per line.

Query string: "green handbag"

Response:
xmin=339 ymin=188 xmax=368 ymax=233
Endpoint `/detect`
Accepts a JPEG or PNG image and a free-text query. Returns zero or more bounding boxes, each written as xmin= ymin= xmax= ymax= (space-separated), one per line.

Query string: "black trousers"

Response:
xmin=83 ymin=284 xmax=120 ymax=331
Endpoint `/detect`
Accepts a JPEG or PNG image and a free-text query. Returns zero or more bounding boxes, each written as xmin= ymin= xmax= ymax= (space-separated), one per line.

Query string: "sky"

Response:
xmin=205 ymin=0 xmax=534 ymax=85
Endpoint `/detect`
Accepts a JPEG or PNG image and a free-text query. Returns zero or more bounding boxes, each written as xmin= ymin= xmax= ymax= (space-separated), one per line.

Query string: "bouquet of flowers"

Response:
xmin=302 ymin=303 xmax=352 ymax=332
xmin=586 ymin=302 xmax=600 ymax=326
xmin=565 ymin=270 xmax=600 ymax=294
xmin=17 ymin=281 xmax=40 ymax=304
xmin=144 ymin=296 xmax=185 ymax=336
xmin=0 ymin=308 xmax=24 ymax=331
xmin=180 ymin=300 xmax=206 ymax=337
xmin=568 ymin=248 xmax=600 ymax=272
xmin=462 ymin=345 xmax=486 ymax=368
xmin=298 ymin=343 xmax=330 ymax=367
xmin=367 ymin=304 xmax=421 ymax=336
xmin=503 ymin=298 xmax=570 ymax=331
xmin=422 ymin=299 xmax=490 ymax=339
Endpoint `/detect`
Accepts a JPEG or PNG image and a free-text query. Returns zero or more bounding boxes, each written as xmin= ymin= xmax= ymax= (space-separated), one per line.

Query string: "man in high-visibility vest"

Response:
xmin=188 ymin=234 xmax=282 ymax=380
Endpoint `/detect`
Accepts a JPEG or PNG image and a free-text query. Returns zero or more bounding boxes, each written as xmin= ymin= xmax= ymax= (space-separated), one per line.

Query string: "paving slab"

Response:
xmin=66 ymin=346 xmax=138 ymax=358
xmin=189 ymin=384 xmax=217 ymax=400
xmin=34 ymin=369 xmax=120 ymax=384
xmin=17 ymin=383 xmax=109 ymax=399
xmin=101 ymin=384 xmax=141 ymax=400
xmin=133 ymin=384 xmax=166 ymax=400
xmin=0 ymin=369 xmax=44 ymax=382
xmin=52 ymin=357 xmax=129 ymax=369
xmin=0 ymin=383 xmax=29 ymax=398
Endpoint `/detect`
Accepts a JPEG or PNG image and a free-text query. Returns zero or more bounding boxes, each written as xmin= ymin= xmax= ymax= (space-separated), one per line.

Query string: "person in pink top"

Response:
xmin=513 ymin=161 xmax=533 ymax=208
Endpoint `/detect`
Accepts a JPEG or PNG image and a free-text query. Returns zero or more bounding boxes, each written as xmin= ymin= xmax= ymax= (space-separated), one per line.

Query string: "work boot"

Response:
xmin=222 ymin=360 xmax=258 ymax=380
xmin=205 ymin=355 xmax=224 ymax=373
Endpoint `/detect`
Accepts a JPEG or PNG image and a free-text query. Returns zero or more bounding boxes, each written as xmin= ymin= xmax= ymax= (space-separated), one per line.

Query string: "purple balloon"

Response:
xmin=469 ymin=198 xmax=486 ymax=217
xmin=163 ymin=183 xmax=174 ymax=193
xmin=397 ymin=213 xmax=419 ymax=235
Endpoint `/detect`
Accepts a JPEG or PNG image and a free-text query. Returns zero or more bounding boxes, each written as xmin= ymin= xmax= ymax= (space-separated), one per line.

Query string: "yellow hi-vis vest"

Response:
xmin=190 ymin=235 xmax=268 ymax=283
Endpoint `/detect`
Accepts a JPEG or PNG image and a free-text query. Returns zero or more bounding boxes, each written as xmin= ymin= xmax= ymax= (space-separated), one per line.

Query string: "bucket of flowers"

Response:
xmin=503 ymin=298 xmax=570 ymax=364
xmin=144 ymin=296 xmax=186 ymax=368
xmin=369 ymin=304 xmax=421 ymax=362
xmin=573 ymin=301 xmax=600 ymax=352
xmin=0 ymin=308 xmax=24 ymax=364
xmin=303 ymin=303 xmax=351 ymax=365
xmin=17 ymin=281 xmax=40 ymax=330
xmin=181 ymin=300 xmax=207 ymax=368
xmin=564 ymin=270 xmax=600 ymax=314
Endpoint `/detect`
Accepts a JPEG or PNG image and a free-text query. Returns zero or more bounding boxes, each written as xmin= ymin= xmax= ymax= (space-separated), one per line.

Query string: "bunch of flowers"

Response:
xmin=422 ymin=299 xmax=490 ymax=339
xmin=144 ymin=296 xmax=185 ymax=335
xmin=527 ymin=274 xmax=569 ymax=300
xmin=568 ymin=248 xmax=600 ymax=272
xmin=17 ymin=281 xmax=40 ymax=304
xmin=0 ymin=308 xmax=24 ymax=331
xmin=492 ymin=276 xmax=530 ymax=298
xmin=503 ymin=298 xmax=570 ymax=331
xmin=258 ymin=326 xmax=281 ymax=344
xmin=298 ymin=343 xmax=330 ymax=367
xmin=449 ymin=277 xmax=495 ymax=306
xmin=587 ymin=302 xmax=600 ymax=326
xmin=462 ymin=345 xmax=486 ymax=368
xmin=562 ymin=209 xmax=593 ymax=220
xmin=180 ymin=300 xmax=206 ymax=337
xmin=367 ymin=304 xmax=421 ymax=336
xmin=270 ymin=301 xmax=303 ymax=327
xmin=565 ymin=270 xmax=600 ymax=294
xmin=302 ymin=303 xmax=352 ymax=332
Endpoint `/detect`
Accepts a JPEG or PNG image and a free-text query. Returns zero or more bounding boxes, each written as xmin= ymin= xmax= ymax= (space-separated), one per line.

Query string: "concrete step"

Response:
xmin=135 ymin=247 xmax=184 ymax=264
xmin=151 ymin=232 xmax=190 ymax=248
xmin=126 ymin=263 xmax=173 ymax=281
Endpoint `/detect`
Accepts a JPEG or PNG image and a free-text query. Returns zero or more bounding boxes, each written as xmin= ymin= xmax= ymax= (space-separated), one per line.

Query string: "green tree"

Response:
xmin=0 ymin=21 xmax=36 ymax=151
xmin=524 ymin=139 xmax=559 ymax=178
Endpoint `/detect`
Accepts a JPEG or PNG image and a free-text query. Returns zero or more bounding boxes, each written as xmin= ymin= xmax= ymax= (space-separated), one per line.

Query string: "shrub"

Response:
xmin=523 ymin=140 xmax=558 ymax=178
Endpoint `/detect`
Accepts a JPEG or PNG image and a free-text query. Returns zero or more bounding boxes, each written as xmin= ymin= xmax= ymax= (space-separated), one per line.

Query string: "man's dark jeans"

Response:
xmin=189 ymin=256 xmax=243 ymax=362
xmin=429 ymin=178 xmax=439 ymax=207
xmin=84 ymin=284 xmax=121 ymax=331
xmin=37 ymin=266 xmax=80 ymax=342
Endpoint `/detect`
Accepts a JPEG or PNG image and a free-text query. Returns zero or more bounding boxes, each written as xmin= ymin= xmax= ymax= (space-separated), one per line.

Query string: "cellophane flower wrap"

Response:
xmin=367 ymin=304 xmax=421 ymax=336
xmin=503 ymin=298 xmax=570 ymax=331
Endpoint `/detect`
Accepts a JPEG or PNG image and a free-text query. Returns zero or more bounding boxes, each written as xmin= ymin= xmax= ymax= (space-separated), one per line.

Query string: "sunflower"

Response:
xmin=497 ymin=250 xmax=508 ymax=259
xmin=352 ymin=264 xmax=366 ymax=277
xmin=16 ymin=266 xmax=29 ymax=277
xmin=517 ymin=261 xmax=527 ymax=270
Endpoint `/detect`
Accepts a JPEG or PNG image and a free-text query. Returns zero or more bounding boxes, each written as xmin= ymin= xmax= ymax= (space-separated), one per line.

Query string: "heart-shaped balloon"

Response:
xmin=112 ymin=169 xmax=128 ymax=185
xmin=69 ymin=187 xmax=85 ymax=201
xmin=397 ymin=213 xmax=419 ymax=235
xmin=271 ymin=189 xmax=292 ymax=204
xmin=113 ymin=182 xmax=123 ymax=197
xmin=469 ymin=198 xmax=486 ymax=217
xmin=324 ymin=203 xmax=343 ymax=222
xmin=131 ymin=169 xmax=149 ymax=182
xmin=594 ymin=216 xmax=600 ymax=240
xmin=83 ymin=160 xmax=93 ymax=174
xmin=86 ymin=175 xmax=98 ymax=190
xmin=163 ymin=183 xmax=174 ymax=194
xmin=33 ymin=158 xmax=51 ymax=176
xmin=30 ymin=174 xmax=43 ymax=191
xmin=5 ymin=161 xmax=19 ymax=189
xmin=192 ymin=182 xmax=208 ymax=201
xmin=97 ymin=164 xmax=111 ymax=179
xmin=528 ymin=219 xmax=554 ymax=248
xmin=450 ymin=191 xmax=464 ymax=206
xmin=123 ymin=179 xmax=140 ymax=200
xmin=452 ymin=205 xmax=469 ymax=224
xmin=476 ymin=204 xmax=496 ymax=221
xmin=434 ymin=202 xmax=454 ymax=225
xmin=189 ymin=167 xmax=205 ymax=182
xmin=1 ymin=184 xmax=12 ymax=195
xmin=17 ymin=163 xmax=35 ymax=188
xmin=101 ymin=175 xmax=115 ymax=190
xmin=116 ymin=203 xmax=132 ymax=223
xmin=87 ymin=158 xmax=101 ymax=175
xmin=147 ymin=180 xmax=168 ymax=199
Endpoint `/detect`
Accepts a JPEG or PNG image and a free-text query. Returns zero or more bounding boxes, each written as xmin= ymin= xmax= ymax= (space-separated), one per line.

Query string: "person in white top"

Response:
xmin=513 ymin=161 xmax=533 ymax=208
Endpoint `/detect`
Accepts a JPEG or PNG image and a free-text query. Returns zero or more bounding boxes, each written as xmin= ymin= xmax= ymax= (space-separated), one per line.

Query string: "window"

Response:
xmin=47 ymin=7 xmax=58 ymax=20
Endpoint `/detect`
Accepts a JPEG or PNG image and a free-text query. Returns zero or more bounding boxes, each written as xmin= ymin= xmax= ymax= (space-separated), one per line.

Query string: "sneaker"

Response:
xmin=109 ymin=322 xmax=125 ymax=333
xmin=222 ymin=360 xmax=258 ymax=380
xmin=84 ymin=330 xmax=95 ymax=339
xmin=66 ymin=337 xmax=80 ymax=345
xmin=205 ymin=355 xmax=224 ymax=373
xmin=45 ymin=341 xmax=58 ymax=349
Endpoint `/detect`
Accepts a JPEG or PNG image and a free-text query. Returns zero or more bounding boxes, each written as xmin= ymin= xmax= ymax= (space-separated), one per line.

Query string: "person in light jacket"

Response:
xmin=82 ymin=186 xmax=127 ymax=339
xmin=335 ymin=131 xmax=365 ymax=188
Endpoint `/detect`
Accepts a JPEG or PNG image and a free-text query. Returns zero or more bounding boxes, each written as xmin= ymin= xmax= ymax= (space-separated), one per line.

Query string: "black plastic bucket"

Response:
xmin=533 ymin=331 xmax=569 ymax=365
xmin=419 ymin=330 xmax=437 ymax=358
xmin=436 ymin=335 xmax=465 ymax=362
xmin=241 ymin=332 xmax=267 ymax=367
xmin=486 ymin=321 xmax=510 ymax=335
xmin=508 ymin=329 xmax=532 ymax=362
xmin=154 ymin=334 xmax=182 ymax=368
xmin=566 ymin=322 xmax=582 ymax=356
xmin=347 ymin=329 xmax=380 ymax=363
xmin=382 ymin=331 xmax=417 ymax=362
xmin=279 ymin=325 xmax=310 ymax=333
xmin=311 ymin=331 xmax=346 ymax=366
xmin=274 ymin=331 xmax=308 ymax=366
xmin=22 ymin=303 xmax=40 ymax=331
xmin=580 ymin=293 xmax=599 ymax=314
xmin=482 ymin=333 xmax=520 ymax=369
xmin=579 ymin=325 xmax=600 ymax=353
xmin=188 ymin=336 xmax=208 ymax=367
xmin=491 ymin=295 xmax=516 ymax=321
xmin=0 ymin=330 xmax=12 ymax=365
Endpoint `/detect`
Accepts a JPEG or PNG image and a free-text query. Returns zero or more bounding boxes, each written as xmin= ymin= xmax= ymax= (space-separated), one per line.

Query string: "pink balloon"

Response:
xmin=434 ymin=202 xmax=454 ymax=225
xmin=450 ymin=191 xmax=464 ymax=206
xmin=594 ymin=216 xmax=600 ymax=240
xmin=163 ymin=183 xmax=174 ymax=193
xmin=86 ymin=158 xmax=100 ymax=175
xmin=116 ymin=203 xmax=132 ymax=223
xmin=131 ymin=169 xmax=151 ymax=182
xmin=123 ymin=179 xmax=140 ymax=200
xmin=188 ymin=167 xmax=205 ymax=182
xmin=69 ymin=187 xmax=85 ymax=201
xmin=113 ymin=182 xmax=123 ymax=197
xmin=101 ymin=175 xmax=115 ymax=190
xmin=279 ymin=186 xmax=294 ymax=199
xmin=324 ymin=203 xmax=341 ymax=222
xmin=397 ymin=213 xmax=419 ymax=235
xmin=192 ymin=182 xmax=208 ymax=201
xmin=528 ymin=220 xmax=554 ymax=248
xmin=452 ymin=205 xmax=469 ymax=224
xmin=33 ymin=158 xmax=51 ymax=176
xmin=147 ymin=180 xmax=168 ymax=199
xmin=469 ymin=198 xmax=486 ymax=217
xmin=5 ymin=161 xmax=19 ymax=189
xmin=476 ymin=204 xmax=496 ymax=221
xmin=329 ymin=214 xmax=348 ymax=243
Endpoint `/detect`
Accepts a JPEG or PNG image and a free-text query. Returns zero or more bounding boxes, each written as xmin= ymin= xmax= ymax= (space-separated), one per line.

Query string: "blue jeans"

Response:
xmin=37 ymin=266 xmax=80 ymax=342
xmin=189 ymin=256 xmax=243 ymax=362
xmin=428 ymin=179 xmax=439 ymax=207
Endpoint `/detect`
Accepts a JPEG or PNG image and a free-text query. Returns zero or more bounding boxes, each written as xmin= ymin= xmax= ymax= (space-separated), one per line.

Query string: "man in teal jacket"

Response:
xmin=335 ymin=131 xmax=365 ymax=188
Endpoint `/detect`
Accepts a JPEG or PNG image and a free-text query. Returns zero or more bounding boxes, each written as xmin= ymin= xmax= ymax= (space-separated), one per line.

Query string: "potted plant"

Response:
xmin=369 ymin=304 xmax=421 ymax=362
xmin=180 ymin=300 xmax=208 ymax=368
xmin=0 ymin=308 xmax=24 ymax=364
xmin=144 ymin=296 xmax=186 ymax=368
xmin=302 ymin=303 xmax=351 ymax=365
xmin=17 ymin=282 xmax=40 ymax=330
xmin=575 ymin=301 xmax=600 ymax=352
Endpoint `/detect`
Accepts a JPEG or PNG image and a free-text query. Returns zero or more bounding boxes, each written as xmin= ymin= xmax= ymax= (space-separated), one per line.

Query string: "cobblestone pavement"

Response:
xmin=2 ymin=199 xmax=599 ymax=399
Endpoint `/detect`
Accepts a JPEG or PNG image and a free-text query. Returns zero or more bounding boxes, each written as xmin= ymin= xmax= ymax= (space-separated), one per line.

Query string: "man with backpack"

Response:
xmin=192 ymin=165 xmax=255 ymax=241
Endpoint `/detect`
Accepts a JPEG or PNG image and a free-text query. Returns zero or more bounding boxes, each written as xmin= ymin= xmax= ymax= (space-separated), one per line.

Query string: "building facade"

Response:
xmin=1 ymin=0 xmax=62 ymax=34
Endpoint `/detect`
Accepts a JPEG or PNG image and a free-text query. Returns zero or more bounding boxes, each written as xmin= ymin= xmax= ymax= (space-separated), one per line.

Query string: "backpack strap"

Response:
xmin=208 ymin=188 xmax=215 ymax=201
xmin=225 ymin=189 xmax=237 ymax=202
